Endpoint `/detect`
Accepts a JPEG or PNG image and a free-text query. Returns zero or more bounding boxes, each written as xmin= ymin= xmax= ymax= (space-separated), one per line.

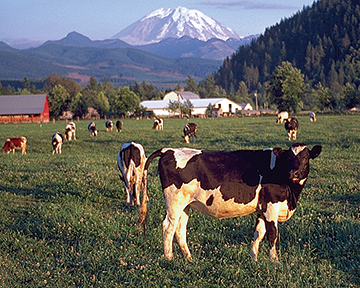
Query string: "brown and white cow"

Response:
xmin=183 ymin=123 xmax=197 ymax=143
xmin=309 ymin=112 xmax=317 ymax=122
xmin=285 ymin=117 xmax=299 ymax=141
xmin=2 ymin=137 xmax=27 ymax=155
xmin=52 ymin=132 xmax=63 ymax=155
xmin=276 ymin=111 xmax=289 ymax=124
xmin=139 ymin=143 xmax=322 ymax=263
xmin=117 ymin=142 xmax=147 ymax=206
xmin=105 ymin=120 xmax=114 ymax=132
xmin=116 ymin=120 xmax=122 ymax=132
xmin=64 ymin=122 xmax=76 ymax=141
xmin=88 ymin=122 xmax=98 ymax=137
xmin=153 ymin=117 xmax=164 ymax=130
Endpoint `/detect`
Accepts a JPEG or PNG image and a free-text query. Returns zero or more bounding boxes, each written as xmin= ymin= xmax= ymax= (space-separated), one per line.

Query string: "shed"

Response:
xmin=0 ymin=94 xmax=50 ymax=123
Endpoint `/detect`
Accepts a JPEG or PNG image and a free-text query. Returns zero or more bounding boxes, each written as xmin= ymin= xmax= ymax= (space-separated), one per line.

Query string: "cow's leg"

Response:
xmin=163 ymin=212 xmax=180 ymax=260
xmin=250 ymin=216 xmax=266 ymax=261
xmin=162 ymin=200 xmax=188 ymax=260
xmin=287 ymin=131 xmax=291 ymax=141
xmin=263 ymin=202 xmax=281 ymax=263
xmin=174 ymin=206 xmax=192 ymax=261
xmin=293 ymin=130 xmax=297 ymax=140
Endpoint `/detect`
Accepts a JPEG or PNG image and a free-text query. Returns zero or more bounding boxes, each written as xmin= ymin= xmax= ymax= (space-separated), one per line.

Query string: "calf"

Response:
xmin=117 ymin=142 xmax=147 ymax=206
xmin=285 ymin=117 xmax=299 ymax=141
xmin=64 ymin=122 xmax=76 ymax=141
xmin=116 ymin=120 xmax=122 ymax=132
xmin=153 ymin=117 xmax=163 ymax=130
xmin=2 ymin=137 xmax=27 ymax=155
xmin=183 ymin=122 xmax=197 ymax=143
xmin=88 ymin=122 xmax=98 ymax=137
xmin=276 ymin=111 xmax=289 ymax=124
xmin=105 ymin=120 xmax=114 ymax=132
xmin=309 ymin=112 xmax=317 ymax=122
xmin=139 ymin=143 xmax=322 ymax=263
xmin=52 ymin=132 xmax=63 ymax=155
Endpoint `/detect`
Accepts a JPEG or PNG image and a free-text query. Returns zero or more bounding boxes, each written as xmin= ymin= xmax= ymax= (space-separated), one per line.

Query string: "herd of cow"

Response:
xmin=2 ymin=112 xmax=321 ymax=264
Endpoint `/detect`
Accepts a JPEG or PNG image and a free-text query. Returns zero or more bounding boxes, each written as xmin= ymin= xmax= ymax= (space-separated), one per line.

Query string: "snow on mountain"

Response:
xmin=112 ymin=6 xmax=240 ymax=46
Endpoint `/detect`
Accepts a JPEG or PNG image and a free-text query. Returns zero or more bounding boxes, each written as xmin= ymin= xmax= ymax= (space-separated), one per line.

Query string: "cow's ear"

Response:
xmin=272 ymin=147 xmax=283 ymax=158
xmin=310 ymin=145 xmax=322 ymax=159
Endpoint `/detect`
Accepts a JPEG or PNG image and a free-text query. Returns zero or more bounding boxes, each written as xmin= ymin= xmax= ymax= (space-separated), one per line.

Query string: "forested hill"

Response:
xmin=214 ymin=0 xmax=360 ymax=94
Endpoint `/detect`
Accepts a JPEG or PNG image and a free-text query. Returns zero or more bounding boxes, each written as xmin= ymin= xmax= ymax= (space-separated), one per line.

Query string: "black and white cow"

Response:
xmin=276 ymin=111 xmax=289 ymax=124
xmin=183 ymin=123 xmax=197 ymax=144
xmin=153 ymin=117 xmax=164 ymax=130
xmin=309 ymin=112 xmax=317 ymax=122
xmin=139 ymin=143 xmax=322 ymax=263
xmin=105 ymin=120 xmax=114 ymax=132
xmin=88 ymin=122 xmax=98 ymax=137
xmin=52 ymin=132 xmax=63 ymax=154
xmin=64 ymin=122 xmax=76 ymax=141
xmin=284 ymin=117 xmax=299 ymax=141
xmin=116 ymin=120 xmax=122 ymax=132
xmin=117 ymin=142 xmax=147 ymax=206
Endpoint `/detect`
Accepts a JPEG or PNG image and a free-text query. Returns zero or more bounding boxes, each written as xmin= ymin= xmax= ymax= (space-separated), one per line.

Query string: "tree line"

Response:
xmin=210 ymin=0 xmax=360 ymax=112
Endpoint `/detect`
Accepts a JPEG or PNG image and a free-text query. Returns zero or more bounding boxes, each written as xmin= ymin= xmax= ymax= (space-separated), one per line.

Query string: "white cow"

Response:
xmin=276 ymin=111 xmax=289 ymax=124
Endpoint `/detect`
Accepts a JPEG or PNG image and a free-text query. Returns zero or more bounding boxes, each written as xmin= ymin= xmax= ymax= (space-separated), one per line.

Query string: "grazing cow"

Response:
xmin=285 ymin=117 xmax=299 ymax=141
xmin=276 ymin=111 xmax=289 ymax=124
xmin=183 ymin=123 xmax=197 ymax=144
xmin=139 ymin=143 xmax=322 ymax=263
xmin=52 ymin=132 xmax=63 ymax=155
xmin=64 ymin=122 xmax=76 ymax=141
xmin=117 ymin=142 xmax=147 ymax=206
xmin=309 ymin=112 xmax=317 ymax=122
xmin=153 ymin=117 xmax=164 ymax=130
xmin=116 ymin=120 xmax=122 ymax=132
xmin=88 ymin=122 xmax=98 ymax=137
xmin=2 ymin=137 xmax=27 ymax=155
xmin=105 ymin=120 xmax=114 ymax=132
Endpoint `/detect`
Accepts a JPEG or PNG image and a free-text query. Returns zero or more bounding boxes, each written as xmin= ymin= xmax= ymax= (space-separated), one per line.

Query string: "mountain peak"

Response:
xmin=112 ymin=7 xmax=240 ymax=45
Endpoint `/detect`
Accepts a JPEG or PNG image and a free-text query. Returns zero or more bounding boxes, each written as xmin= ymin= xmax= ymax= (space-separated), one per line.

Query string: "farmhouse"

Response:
xmin=140 ymin=97 xmax=252 ymax=117
xmin=163 ymin=90 xmax=200 ymax=101
xmin=140 ymin=94 xmax=252 ymax=117
xmin=0 ymin=94 xmax=50 ymax=123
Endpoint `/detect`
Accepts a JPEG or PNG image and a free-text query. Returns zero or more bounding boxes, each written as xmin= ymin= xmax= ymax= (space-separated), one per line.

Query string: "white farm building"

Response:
xmin=140 ymin=96 xmax=252 ymax=117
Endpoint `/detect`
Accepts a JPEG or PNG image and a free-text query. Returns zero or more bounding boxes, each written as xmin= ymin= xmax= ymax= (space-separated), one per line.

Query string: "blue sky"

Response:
xmin=1 ymin=0 xmax=316 ymax=41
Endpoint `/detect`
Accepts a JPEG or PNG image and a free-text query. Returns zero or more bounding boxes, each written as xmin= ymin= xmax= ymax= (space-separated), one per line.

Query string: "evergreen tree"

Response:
xmin=267 ymin=62 xmax=305 ymax=113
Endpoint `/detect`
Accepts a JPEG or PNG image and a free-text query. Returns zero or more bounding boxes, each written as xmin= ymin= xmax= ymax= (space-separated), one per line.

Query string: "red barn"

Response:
xmin=0 ymin=94 xmax=50 ymax=123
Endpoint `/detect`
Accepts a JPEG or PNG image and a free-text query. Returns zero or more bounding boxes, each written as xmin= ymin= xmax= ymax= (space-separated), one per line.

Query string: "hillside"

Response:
xmin=214 ymin=0 xmax=360 ymax=94
xmin=0 ymin=43 xmax=221 ymax=85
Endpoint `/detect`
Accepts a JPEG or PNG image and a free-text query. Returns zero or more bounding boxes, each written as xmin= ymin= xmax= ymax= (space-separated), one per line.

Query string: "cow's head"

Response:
xmin=272 ymin=143 xmax=322 ymax=185
xmin=2 ymin=139 xmax=14 ymax=153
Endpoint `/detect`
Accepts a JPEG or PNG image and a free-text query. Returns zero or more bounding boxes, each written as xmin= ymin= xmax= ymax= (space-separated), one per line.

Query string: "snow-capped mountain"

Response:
xmin=112 ymin=6 xmax=240 ymax=46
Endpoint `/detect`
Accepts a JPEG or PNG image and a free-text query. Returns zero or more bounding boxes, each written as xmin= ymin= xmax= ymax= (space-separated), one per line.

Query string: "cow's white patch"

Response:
xmin=264 ymin=201 xmax=295 ymax=223
xmin=291 ymin=145 xmax=306 ymax=156
xmin=162 ymin=148 xmax=202 ymax=169
xmin=263 ymin=149 xmax=276 ymax=170
xmin=298 ymin=178 xmax=307 ymax=185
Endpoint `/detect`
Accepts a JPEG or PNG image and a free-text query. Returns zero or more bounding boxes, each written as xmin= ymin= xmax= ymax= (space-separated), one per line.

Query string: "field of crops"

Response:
xmin=0 ymin=114 xmax=359 ymax=287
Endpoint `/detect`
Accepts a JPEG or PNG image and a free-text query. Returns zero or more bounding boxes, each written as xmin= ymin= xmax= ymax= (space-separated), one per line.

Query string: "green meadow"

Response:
xmin=0 ymin=115 xmax=359 ymax=287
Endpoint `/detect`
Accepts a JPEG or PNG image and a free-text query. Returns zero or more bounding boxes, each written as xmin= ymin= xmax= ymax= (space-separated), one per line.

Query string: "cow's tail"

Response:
xmin=138 ymin=149 xmax=163 ymax=234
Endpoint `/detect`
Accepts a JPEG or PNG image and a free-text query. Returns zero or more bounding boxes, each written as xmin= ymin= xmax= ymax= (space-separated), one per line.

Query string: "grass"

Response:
xmin=0 ymin=114 xmax=359 ymax=287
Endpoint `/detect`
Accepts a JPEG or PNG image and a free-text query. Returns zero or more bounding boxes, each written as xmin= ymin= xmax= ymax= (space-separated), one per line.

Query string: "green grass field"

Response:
xmin=0 ymin=115 xmax=359 ymax=287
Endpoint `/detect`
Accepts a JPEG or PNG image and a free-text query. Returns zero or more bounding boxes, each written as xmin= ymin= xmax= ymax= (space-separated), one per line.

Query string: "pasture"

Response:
xmin=0 ymin=115 xmax=359 ymax=287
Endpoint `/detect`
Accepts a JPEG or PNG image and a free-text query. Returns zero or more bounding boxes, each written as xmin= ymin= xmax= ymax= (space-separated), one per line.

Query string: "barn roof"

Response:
xmin=0 ymin=94 xmax=47 ymax=115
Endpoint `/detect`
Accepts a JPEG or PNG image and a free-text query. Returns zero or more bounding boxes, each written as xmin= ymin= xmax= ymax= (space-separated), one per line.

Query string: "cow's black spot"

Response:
xmin=206 ymin=194 xmax=214 ymax=206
